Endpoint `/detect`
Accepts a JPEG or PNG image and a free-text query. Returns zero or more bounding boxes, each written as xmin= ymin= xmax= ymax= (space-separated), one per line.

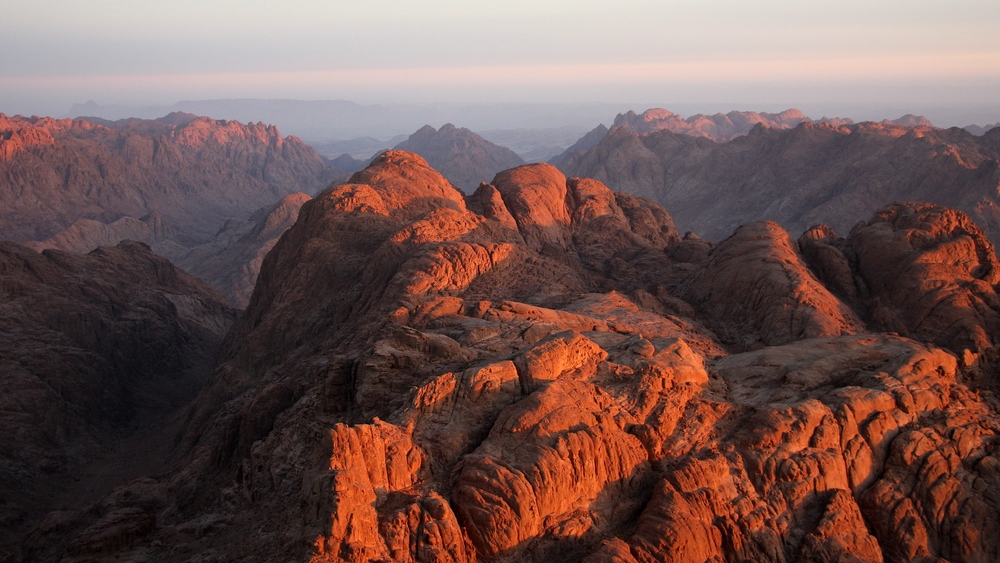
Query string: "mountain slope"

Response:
xmin=17 ymin=152 xmax=1000 ymax=563
xmin=560 ymin=120 xmax=1000 ymax=243
xmin=171 ymin=193 xmax=313 ymax=308
xmin=0 ymin=241 xmax=236 ymax=549
xmin=0 ymin=113 xmax=340 ymax=245
xmin=393 ymin=123 xmax=525 ymax=192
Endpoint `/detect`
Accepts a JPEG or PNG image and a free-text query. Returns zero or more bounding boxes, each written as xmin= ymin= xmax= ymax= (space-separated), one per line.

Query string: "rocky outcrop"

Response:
xmin=394 ymin=124 xmax=525 ymax=192
xmin=0 ymin=113 xmax=340 ymax=245
xmin=589 ymin=334 xmax=999 ymax=563
xmin=13 ymin=153 xmax=1000 ymax=563
xmin=677 ymin=221 xmax=864 ymax=348
xmin=560 ymin=119 xmax=1000 ymax=245
xmin=0 ymin=241 xmax=236 ymax=550
xmin=800 ymin=202 xmax=1000 ymax=358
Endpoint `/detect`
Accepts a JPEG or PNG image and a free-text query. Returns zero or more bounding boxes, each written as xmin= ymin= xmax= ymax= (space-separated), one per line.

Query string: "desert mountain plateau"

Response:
xmin=4 ymin=144 xmax=1000 ymax=563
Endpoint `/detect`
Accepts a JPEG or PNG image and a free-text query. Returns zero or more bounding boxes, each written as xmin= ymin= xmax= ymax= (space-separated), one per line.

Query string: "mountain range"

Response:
xmin=4 ymin=105 xmax=1000 ymax=562
xmin=559 ymin=116 xmax=1000 ymax=244
xmin=6 ymin=149 xmax=1000 ymax=562
xmin=1 ymin=112 xmax=344 ymax=306
xmin=0 ymin=112 xmax=339 ymax=245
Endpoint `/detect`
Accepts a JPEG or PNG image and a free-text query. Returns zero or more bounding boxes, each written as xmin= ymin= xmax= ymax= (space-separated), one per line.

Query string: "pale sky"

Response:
xmin=2 ymin=0 xmax=999 ymax=123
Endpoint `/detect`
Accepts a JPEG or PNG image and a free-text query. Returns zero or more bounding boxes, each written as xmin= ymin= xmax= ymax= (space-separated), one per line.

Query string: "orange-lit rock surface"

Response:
xmin=12 ymin=152 xmax=1000 ymax=563
xmin=800 ymin=202 xmax=1000 ymax=358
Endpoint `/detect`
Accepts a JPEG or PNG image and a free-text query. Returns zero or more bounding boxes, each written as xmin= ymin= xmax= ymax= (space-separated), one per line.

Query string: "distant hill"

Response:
xmin=393 ymin=123 xmax=525 ymax=192
xmin=548 ymin=124 xmax=609 ymax=166
xmin=611 ymin=108 xmax=810 ymax=141
xmin=0 ymin=112 xmax=340 ymax=245
xmin=966 ymin=122 xmax=1000 ymax=136
xmin=559 ymin=118 xmax=1000 ymax=244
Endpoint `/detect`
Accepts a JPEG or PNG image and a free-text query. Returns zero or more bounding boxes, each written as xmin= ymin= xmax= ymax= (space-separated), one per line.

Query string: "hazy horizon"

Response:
xmin=2 ymin=0 xmax=998 ymax=131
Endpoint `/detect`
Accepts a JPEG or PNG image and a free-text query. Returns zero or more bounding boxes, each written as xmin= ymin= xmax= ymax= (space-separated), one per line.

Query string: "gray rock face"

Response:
xmin=394 ymin=124 xmax=525 ymax=192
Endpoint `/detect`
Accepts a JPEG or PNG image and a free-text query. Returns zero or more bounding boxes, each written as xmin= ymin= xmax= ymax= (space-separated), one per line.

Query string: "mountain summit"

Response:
xmin=393 ymin=123 xmax=525 ymax=192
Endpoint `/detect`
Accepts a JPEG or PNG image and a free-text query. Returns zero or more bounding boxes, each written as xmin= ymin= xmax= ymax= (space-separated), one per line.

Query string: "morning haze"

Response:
xmin=1 ymin=0 xmax=998 ymax=128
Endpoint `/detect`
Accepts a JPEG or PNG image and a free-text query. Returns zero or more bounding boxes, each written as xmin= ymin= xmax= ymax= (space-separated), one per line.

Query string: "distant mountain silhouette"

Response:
xmin=548 ymin=123 xmax=609 ymax=166
xmin=966 ymin=122 xmax=1000 ymax=136
xmin=611 ymin=108 xmax=809 ymax=141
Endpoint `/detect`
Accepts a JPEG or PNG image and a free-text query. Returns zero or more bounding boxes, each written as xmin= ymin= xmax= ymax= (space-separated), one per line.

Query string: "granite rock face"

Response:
xmin=800 ymin=202 xmax=1000 ymax=358
xmin=13 ymin=153 xmax=1000 ymax=563
xmin=677 ymin=220 xmax=864 ymax=349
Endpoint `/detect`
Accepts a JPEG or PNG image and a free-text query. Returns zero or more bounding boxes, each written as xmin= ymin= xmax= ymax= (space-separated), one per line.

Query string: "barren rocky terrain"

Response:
xmin=0 ymin=112 xmax=339 ymax=245
xmin=559 ymin=117 xmax=1000 ymax=246
xmin=394 ymin=124 xmax=525 ymax=192
xmin=0 ymin=112 xmax=342 ymax=305
xmin=7 ymin=150 xmax=1000 ymax=562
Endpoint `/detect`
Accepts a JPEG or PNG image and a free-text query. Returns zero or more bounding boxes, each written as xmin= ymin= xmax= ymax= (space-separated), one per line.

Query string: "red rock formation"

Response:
xmin=677 ymin=221 xmax=864 ymax=348
xmin=13 ymin=154 xmax=1000 ymax=563
xmin=800 ymin=202 xmax=1000 ymax=358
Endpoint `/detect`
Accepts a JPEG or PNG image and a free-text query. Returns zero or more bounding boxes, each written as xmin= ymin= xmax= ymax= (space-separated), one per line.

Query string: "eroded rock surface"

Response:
xmin=15 ymin=153 xmax=1000 ymax=563
xmin=678 ymin=221 xmax=864 ymax=348
xmin=800 ymin=203 xmax=1000 ymax=360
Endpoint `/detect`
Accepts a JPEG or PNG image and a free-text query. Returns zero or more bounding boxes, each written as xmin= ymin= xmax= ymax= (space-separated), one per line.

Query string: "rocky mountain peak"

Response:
xmin=393 ymin=124 xmax=525 ymax=192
